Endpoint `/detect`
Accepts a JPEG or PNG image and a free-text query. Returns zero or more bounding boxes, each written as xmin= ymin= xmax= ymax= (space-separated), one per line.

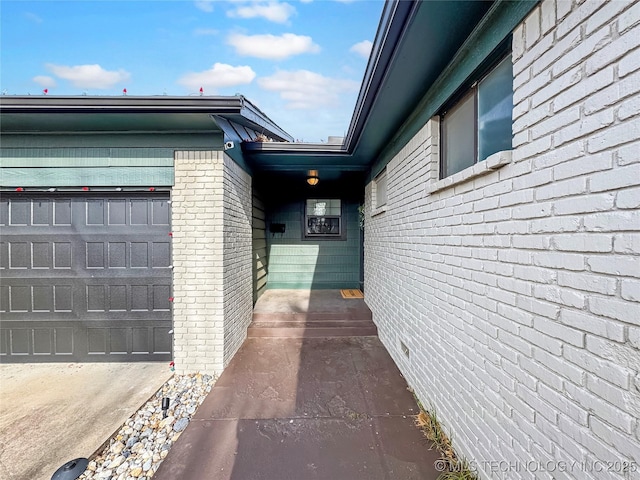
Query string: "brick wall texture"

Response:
xmin=171 ymin=151 xmax=252 ymax=375
xmin=364 ymin=1 xmax=640 ymax=478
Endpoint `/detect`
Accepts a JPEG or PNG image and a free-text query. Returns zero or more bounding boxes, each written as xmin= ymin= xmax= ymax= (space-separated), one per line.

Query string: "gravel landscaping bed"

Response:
xmin=78 ymin=373 xmax=215 ymax=480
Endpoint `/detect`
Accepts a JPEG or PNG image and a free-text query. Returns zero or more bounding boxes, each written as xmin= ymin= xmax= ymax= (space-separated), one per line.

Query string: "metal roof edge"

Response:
xmin=0 ymin=95 xmax=246 ymax=114
xmin=242 ymin=142 xmax=346 ymax=154
xmin=342 ymin=0 xmax=418 ymax=153
xmin=236 ymin=97 xmax=294 ymax=142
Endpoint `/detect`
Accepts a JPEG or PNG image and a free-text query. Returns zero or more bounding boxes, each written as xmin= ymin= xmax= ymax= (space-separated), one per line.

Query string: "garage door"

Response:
xmin=0 ymin=193 xmax=172 ymax=362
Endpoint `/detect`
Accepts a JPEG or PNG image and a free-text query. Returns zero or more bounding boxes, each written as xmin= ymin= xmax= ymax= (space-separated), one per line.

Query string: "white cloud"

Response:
xmin=45 ymin=64 xmax=130 ymax=89
xmin=177 ymin=63 xmax=256 ymax=92
xmin=33 ymin=75 xmax=56 ymax=88
xmin=257 ymin=69 xmax=359 ymax=109
xmin=194 ymin=0 xmax=214 ymax=12
xmin=227 ymin=33 xmax=320 ymax=60
xmin=227 ymin=1 xmax=296 ymax=24
xmin=350 ymin=40 xmax=372 ymax=59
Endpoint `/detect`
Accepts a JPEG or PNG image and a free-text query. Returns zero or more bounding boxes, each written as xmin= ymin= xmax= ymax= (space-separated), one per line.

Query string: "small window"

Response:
xmin=374 ymin=170 xmax=387 ymax=208
xmin=441 ymin=54 xmax=513 ymax=178
xmin=304 ymin=199 xmax=342 ymax=238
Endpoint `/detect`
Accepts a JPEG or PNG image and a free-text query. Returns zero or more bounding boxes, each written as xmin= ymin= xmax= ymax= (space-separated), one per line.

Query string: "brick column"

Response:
xmin=172 ymin=151 xmax=225 ymax=374
xmin=171 ymin=151 xmax=253 ymax=375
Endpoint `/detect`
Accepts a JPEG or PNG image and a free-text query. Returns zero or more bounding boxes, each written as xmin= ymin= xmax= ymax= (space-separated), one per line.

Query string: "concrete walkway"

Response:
xmin=0 ymin=362 xmax=171 ymax=480
xmin=154 ymin=336 xmax=440 ymax=480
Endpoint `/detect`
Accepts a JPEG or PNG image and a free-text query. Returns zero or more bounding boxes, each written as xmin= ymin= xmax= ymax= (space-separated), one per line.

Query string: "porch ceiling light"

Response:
xmin=307 ymin=169 xmax=319 ymax=186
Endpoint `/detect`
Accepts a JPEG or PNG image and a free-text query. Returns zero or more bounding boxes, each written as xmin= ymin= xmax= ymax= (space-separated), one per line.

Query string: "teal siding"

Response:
xmin=1 ymin=133 xmax=222 ymax=148
xmin=0 ymin=167 xmax=174 ymax=187
xmin=252 ymin=188 xmax=269 ymax=303
xmin=266 ymin=199 xmax=361 ymax=289
xmin=0 ymin=133 xmax=223 ymax=187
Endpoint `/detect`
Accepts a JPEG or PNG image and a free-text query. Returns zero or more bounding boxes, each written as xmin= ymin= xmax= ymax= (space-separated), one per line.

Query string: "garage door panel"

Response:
xmin=9 ymin=329 xmax=30 ymax=355
xmin=152 ymin=242 xmax=171 ymax=267
xmin=54 ymin=242 xmax=72 ymax=268
xmin=0 ymin=242 xmax=7 ymax=269
xmin=109 ymin=285 xmax=128 ymax=311
xmin=10 ymin=286 xmax=31 ymax=312
xmin=32 ymin=242 xmax=51 ymax=268
xmin=33 ymin=328 xmax=53 ymax=355
xmin=33 ymin=285 xmax=54 ymax=311
xmin=55 ymin=285 xmax=75 ymax=312
xmin=131 ymin=242 xmax=149 ymax=268
xmin=153 ymin=327 xmax=172 ymax=354
xmin=88 ymin=328 xmax=108 ymax=355
xmin=131 ymin=199 xmax=149 ymax=225
xmin=152 ymin=199 xmax=170 ymax=225
xmin=108 ymin=242 xmax=127 ymax=268
xmin=132 ymin=327 xmax=149 ymax=354
xmin=54 ymin=327 xmax=74 ymax=355
xmin=54 ymin=199 xmax=73 ymax=225
xmin=108 ymin=199 xmax=127 ymax=225
xmin=110 ymin=328 xmax=128 ymax=354
xmin=0 ymin=285 xmax=8 ymax=312
xmin=9 ymin=199 xmax=30 ymax=225
xmin=0 ymin=320 xmax=170 ymax=360
xmin=87 ymin=285 xmax=107 ymax=312
xmin=32 ymin=198 xmax=52 ymax=225
xmin=0 ymin=329 xmax=8 ymax=354
xmin=0 ymin=199 xmax=8 ymax=225
xmin=0 ymin=193 xmax=172 ymax=362
xmin=9 ymin=242 xmax=29 ymax=268
xmin=86 ymin=199 xmax=106 ymax=225
xmin=87 ymin=242 xmax=105 ymax=268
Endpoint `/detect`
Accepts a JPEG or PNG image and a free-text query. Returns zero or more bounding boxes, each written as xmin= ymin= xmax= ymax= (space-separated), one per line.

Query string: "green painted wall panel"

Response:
xmin=1 ymin=148 xmax=175 ymax=167
xmin=2 ymin=133 xmax=222 ymax=148
xmin=266 ymin=198 xmax=361 ymax=289
xmin=0 ymin=132 xmax=225 ymax=187
xmin=252 ymin=189 xmax=269 ymax=303
xmin=0 ymin=167 xmax=174 ymax=187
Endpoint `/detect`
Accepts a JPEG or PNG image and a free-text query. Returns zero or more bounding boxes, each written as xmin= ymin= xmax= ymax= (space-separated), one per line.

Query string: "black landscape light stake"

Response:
xmin=162 ymin=397 xmax=170 ymax=418
xmin=51 ymin=457 xmax=88 ymax=480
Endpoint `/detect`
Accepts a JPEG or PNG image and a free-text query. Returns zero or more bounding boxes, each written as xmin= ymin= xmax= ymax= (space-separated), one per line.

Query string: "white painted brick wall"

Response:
xmin=171 ymin=151 xmax=252 ymax=375
xmin=221 ymin=154 xmax=253 ymax=367
xmin=364 ymin=1 xmax=640 ymax=478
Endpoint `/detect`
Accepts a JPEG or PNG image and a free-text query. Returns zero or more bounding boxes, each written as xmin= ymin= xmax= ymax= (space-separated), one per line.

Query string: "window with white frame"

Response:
xmin=440 ymin=54 xmax=513 ymax=179
xmin=304 ymin=199 xmax=343 ymax=238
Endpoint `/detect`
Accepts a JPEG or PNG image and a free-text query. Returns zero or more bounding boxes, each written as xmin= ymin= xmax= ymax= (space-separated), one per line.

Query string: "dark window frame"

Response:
xmin=302 ymin=199 xmax=346 ymax=241
xmin=439 ymin=52 xmax=513 ymax=179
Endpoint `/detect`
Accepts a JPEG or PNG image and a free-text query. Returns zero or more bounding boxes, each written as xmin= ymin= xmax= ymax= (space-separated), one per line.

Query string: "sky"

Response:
xmin=0 ymin=0 xmax=384 ymax=142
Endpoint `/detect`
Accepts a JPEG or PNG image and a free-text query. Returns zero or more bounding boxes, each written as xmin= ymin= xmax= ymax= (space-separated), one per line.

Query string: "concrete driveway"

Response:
xmin=0 ymin=362 xmax=171 ymax=480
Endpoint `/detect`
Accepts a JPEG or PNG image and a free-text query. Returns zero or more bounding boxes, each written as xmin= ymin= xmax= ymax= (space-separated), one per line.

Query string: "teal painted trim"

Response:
xmin=0 ymin=167 xmax=174 ymax=187
xmin=368 ymin=0 xmax=540 ymax=182
xmin=1 ymin=133 xmax=223 ymax=149
xmin=1 ymin=148 xmax=174 ymax=167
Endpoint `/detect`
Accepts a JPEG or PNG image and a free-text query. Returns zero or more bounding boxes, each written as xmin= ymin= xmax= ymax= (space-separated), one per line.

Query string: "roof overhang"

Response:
xmin=241 ymin=0 xmax=494 ymax=175
xmin=0 ymin=0 xmax=539 ymax=184
xmin=0 ymin=95 xmax=293 ymax=141
xmin=243 ymin=0 xmax=539 ymax=182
